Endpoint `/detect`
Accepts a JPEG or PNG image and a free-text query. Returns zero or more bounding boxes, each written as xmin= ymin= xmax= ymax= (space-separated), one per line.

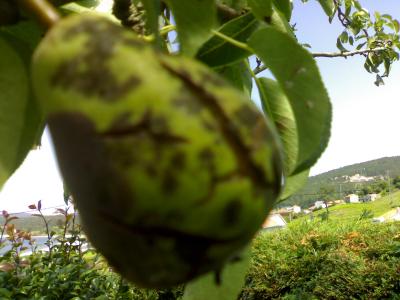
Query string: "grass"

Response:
xmin=243 ymin=219 xmax=400 ymax=299
xmin=299 ymin=191 xmax=400 ymax=222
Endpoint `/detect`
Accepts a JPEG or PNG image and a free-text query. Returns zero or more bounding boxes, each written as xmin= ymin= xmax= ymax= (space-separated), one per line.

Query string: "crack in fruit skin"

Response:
xmin=101 ymin=110 xmax=188 ymax=144
xmin=32 ymin=14 xmax=283 ymax=288
xmin=159 ymin=61 xmax=268 ymax=190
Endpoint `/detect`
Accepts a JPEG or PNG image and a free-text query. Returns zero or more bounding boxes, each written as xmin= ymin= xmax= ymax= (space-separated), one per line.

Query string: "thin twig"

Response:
xmin=216 ymin=3 xmax=242 ymax=20
xmin=312 ymin=47 xmax=386 ymax=58
xmin=333 ymin=0 xmax=370 ymax=39
xmin=253 ymin=47 xmax=387 ymax=75
xmin=17 ymin=0 xmax=60 ymax=28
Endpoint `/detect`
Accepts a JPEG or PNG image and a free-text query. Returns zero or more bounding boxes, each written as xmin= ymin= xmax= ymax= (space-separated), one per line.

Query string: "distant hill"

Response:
xmin=11 ymin=212 xmax=34 ymax=218
xmin=282 ymin=156 xmax=400 ymax=208
xmin=0 ymin=214 xmax=70 ymax=234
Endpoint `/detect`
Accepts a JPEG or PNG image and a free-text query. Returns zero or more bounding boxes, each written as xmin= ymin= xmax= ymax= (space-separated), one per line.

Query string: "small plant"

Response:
xmin=0 ymin=200 xmax=182 ymax=299
xmin=358 ymin=209 xmax=374 ymax=220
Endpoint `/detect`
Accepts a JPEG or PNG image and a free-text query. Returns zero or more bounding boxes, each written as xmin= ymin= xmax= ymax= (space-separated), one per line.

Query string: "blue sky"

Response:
xmin=292 ymin=0 xmax=400 ymax=175
xmin=1 ymin=0 xmax=399 ymax=213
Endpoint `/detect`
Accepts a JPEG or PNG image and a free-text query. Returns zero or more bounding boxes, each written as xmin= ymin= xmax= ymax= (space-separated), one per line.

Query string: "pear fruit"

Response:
xmin=32 ymin=14 xmax=282 ymax=288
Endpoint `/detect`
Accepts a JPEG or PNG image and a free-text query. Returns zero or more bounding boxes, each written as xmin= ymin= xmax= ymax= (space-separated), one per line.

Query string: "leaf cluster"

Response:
xmin=0 ymin=201 xmax=183 ymax=300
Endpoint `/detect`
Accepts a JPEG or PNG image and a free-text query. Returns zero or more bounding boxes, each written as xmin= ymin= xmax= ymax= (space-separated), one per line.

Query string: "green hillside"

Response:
xmin=296 ymin=191 xmax=400 ymax=222
xmin=282 ymin=156 xmax=400 ymax=208
xmin=0 ymin=214 xmax=71 ymax=235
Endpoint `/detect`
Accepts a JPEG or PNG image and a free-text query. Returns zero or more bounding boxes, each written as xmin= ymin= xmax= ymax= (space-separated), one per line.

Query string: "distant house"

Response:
xmin=349 ymin=173 xmax=375 ymax=183
xmin=345 ymin=194 xmax=359 ymax=203
xmin=365 ymin=193 xmax=381 ymax=202
xmin=262 ymin=213 xmax=287 ymax=230
xmin=315 ymin=201 xmax=327 ymax=209
xmin=292 ymin=205 xmax=302 ymax=214
xmin=284 ymin=205 xmax=301 ymax=214
xmin=275 ymin=205 xmax=301 ymax=216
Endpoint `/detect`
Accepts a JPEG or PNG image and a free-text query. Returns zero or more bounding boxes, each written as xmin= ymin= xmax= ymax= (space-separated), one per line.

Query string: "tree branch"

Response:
xmin=18 ymin=0 xmax=60 ymax=28
xmin=216 ymin=3 xmax=242 ymax=21
xmin=333 ymin=0 xmax=370 ymax=39
xmin=312 ymin=47 xmax=386 ymax=58
xmin=253 ymin=47 xmax=387 ymax=75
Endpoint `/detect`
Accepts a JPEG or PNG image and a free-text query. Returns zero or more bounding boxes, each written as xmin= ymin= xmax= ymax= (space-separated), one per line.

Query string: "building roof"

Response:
xmin=262 ymin=213 xmax=287 ymax=229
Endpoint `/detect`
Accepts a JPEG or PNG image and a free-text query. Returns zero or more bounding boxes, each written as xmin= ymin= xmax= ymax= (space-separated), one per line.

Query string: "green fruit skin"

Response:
xmin=32 ymin=13 xmax=283 ymax=288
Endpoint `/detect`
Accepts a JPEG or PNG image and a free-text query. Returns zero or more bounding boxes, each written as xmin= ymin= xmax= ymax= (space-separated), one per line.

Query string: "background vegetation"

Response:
xmin=284 ymin=156 xmax=400 ymax=208
xmin=2 ymin=197 xmax=400 ymax=299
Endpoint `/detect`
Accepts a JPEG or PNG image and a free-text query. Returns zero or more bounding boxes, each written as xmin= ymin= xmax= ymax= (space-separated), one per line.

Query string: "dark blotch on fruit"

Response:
xmin=109 ymin=112 xmax=134 ymax=131
xmin=234 ymin=105 xmax=261 ymax=130
xmin=173 ymin=90 xmax=204 ymax=114
xmin=145 ymin=164 xmax=158 ymax=176
xmin=170 ymin=152 xmax=186 ymax=170
xmin=223 ymin=199 xmax=242 ymax=226
xmin=47 ymin=112 xmax=136 ymax=216
xmin=175 ymin=236 xmax=211 ymax=268
xmin=199 ymin=148 xmax=215 ymax=166
xmin=162 ymin=170 xmax=178 ymax=194
xmin=151 ymin=115 xmax=169 ymax=132
xmin=52 ymin=18 xmax=142 ymax=101
xmin=202 ymin=71 xmax=227 ymax=87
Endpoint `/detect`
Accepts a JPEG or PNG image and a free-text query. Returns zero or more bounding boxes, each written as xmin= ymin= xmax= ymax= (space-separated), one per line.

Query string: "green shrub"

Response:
xmin=2 ymin=205 xmax=400 ymax=299
xmin=241 ymin=220 xmax=400 ymax=300
xmin=0 ymin=205 xmax=183 ymax=300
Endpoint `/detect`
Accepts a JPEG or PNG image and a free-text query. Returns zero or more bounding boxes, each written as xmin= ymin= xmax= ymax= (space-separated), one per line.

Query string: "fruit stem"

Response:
xmin=18 ymin=0 xmax=61 ymax=29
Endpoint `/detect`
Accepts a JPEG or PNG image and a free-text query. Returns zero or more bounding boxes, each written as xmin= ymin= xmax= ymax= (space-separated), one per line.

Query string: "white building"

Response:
xmin=345 ymin=194 xmax=359 ymax=203
xmin=366 ymin=193 xmax=380 ymax=202
xmin=314 ymin=201 xmax=327 ymax=209
xmin=286 ymin=205 xmax=301 ymax=214
xmin=349 ymin=173 xmax=375 ymax=183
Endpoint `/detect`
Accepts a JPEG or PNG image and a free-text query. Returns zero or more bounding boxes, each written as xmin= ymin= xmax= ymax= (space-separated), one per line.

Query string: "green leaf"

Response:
xmin=216 ymin=60 xmax=252 ymax=97
xmin=257 ymin=78 xmax=297 ymax=175
xmin=224 ymin=0 xmax=247 ymax=10
xmin=167 ymin=0 xmax=217 ymax=56
xmin=1 ymin=20 xmax=43 ymax=50
xmin=339 ymin=31 xmax=348 ymax=43
xmin=272 ymin=0 xmax=292 ymax=21
xmin=317 ymin=0 xmax=335 ymax=17
xmin=0 ymin=34 xmax=42 ymax=188
xmin=60 ymin=0 xmax=110 ymax=14
xmin=270 ymin=7 xmax=295 ymax=37
xmin=141 ymin=0 xmax=161 ymax=41
xmin=280 ymin=169 xmax=310 ymax=201
xmin=248 ymin=0 xmax=272 ymax=22
xmin=336 ymin=37 xmax=349 ymax=52
xmin=248 ymin=27 xmax=332 ymax=174
xmin=393 ymin=20 xmax=400 ymax=33
xmin=196 ymin=12 xmax=259 ymax=67
xmin=182 ymin=247 xmax=251 ymax=300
